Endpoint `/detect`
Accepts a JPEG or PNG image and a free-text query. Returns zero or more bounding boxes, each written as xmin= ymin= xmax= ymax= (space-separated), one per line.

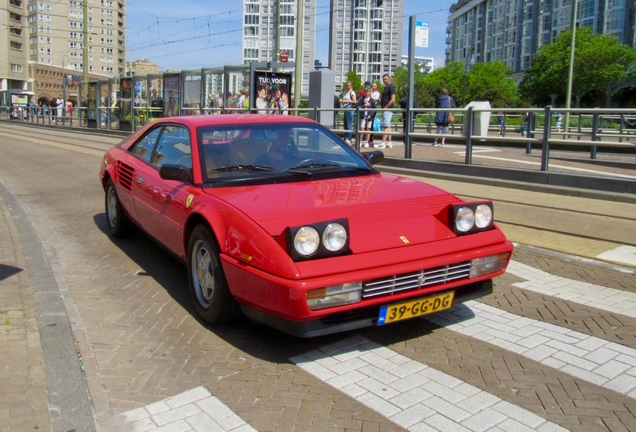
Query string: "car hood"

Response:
xmin=204 ymin=173 xmax=464 ymax=253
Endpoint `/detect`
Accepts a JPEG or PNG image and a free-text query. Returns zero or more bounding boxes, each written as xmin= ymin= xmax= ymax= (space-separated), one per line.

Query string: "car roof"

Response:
xmin=155 ymin=114 xmax=317 ymax=128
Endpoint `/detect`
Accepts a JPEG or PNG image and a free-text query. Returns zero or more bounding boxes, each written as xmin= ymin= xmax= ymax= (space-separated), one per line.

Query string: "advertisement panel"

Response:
xmin=163 ymin=74 xmax=180 ymax=117
xmin=119 ymin=77 xmax=133 ymax=131
xmin=253 ymin=71 xmax=292 ymax=114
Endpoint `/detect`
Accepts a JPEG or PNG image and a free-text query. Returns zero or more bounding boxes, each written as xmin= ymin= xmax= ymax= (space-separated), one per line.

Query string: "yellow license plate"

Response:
xmin=378 ymin=291 xmax=455 ymax=325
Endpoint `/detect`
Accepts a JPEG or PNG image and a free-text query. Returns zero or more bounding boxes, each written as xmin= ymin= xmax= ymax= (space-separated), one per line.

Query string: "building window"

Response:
xmin=10 ymin=41 xmax=23 ymax=50
xmin=11 ymin=64 xmax=23 ymax=73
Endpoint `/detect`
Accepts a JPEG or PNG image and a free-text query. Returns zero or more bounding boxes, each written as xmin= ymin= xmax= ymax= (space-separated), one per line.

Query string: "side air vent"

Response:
xmin=116 ymin=161 xmax=134 ymax=192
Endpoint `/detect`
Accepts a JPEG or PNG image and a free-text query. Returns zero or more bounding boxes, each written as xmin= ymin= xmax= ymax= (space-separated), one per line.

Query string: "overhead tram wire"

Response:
xmin=126 ymin=12 xmax=242 ymax=51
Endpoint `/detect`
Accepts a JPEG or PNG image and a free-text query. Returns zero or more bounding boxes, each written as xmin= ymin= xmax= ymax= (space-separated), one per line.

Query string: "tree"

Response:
xmin=465 ymin=61 xmax=521 ymax=107
xmin=521 ymin=27 xmax=636 ymax=107
xmin=344 ymin=71 xmax=362 ymax=96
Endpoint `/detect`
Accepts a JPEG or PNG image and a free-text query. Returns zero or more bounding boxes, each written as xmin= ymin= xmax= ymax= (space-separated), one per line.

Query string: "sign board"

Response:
xmin=252 ymin=71 xmax=292 ymax=114
xmin=279 ymin=51 xmax=289 ymax=62
xmin=415 ymin=22 xmax=429 ymax=48
xmin=135 ymin=80 xmax=142 ymax=95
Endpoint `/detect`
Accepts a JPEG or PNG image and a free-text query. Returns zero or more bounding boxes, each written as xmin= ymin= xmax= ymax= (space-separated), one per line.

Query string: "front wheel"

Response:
xmin=187 ymin=225 xmax=240 ymax=324
xmin=104 ymin=179 xmax=136 ymax=237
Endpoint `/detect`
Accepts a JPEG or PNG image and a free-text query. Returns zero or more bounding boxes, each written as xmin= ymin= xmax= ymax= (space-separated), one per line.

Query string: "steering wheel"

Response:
xmin=296 ymin=158 xmax=326 ymax=166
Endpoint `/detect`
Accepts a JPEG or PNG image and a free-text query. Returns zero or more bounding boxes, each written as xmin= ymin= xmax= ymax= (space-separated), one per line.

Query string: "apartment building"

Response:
xmin=1 ymin=0 xmax=30 ymax=106
xmin=28 ymin=0 xmax=126 ymax=76
xmin=446 ymin=0 xmax=635 ymax=74
xmin=242 ymin=0 xmax=316 ymax=96
xmin=126 ymin=58 xmax=159 ymax=76
xmin=400 ymin=54 xmax=435 ymax=74
xmin=329 ymin=0 xmax=404 ymax=90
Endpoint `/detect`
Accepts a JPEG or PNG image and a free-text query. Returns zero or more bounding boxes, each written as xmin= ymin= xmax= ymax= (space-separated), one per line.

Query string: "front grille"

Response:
xmin=362 ymin=261 xmax=471 ymax=298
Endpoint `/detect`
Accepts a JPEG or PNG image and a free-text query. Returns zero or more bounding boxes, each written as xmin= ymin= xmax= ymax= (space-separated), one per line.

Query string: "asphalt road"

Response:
xmin=1 ymin=122 xmax=636 ymax=432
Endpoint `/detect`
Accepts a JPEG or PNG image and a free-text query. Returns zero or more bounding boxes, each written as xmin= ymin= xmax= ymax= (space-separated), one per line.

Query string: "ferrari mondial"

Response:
xmin=100 ymin=114 xmax=513 ymax=337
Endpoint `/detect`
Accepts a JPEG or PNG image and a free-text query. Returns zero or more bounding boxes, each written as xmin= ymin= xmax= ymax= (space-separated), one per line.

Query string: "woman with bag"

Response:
xmin=338 ymin=80 xmax=357 ymax=145
xmin=434 ymin=88 xmax=455 ymax=147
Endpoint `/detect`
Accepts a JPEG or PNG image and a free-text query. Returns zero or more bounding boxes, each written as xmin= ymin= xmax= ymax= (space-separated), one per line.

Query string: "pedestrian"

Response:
xmin=50 ymin=97 xmax=57 ymax=119
xmin=555 ymin=112 xmax=563 ymax=132
xmin=338 ymin=80 xmax=357 ymax=146
xmin=433 ymin=88 xmax=455 ymax=146
xmin=497 ymin=112 xmax=505 ymax=135
xmin=56 ymin=98 xmax=64 ymax=119
xmin=368 ymin=82 xmax=381 ymax=147
xmin=238 ymin=91 xmax=246 ymax=111
xmin=380 ymin=74 xmax=396 ymax=148
xmin=359 ymin=81 xmax=376 ymax=148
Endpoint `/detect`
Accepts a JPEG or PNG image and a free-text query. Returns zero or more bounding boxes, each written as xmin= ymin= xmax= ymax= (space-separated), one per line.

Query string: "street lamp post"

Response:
xmin=564 ymin=0 xmax=579 ymax=134
xmin=462 ymin=53 xmax=474 ymax=107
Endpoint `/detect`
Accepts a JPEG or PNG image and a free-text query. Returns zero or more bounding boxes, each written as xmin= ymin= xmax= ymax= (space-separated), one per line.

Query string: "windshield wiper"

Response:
xmin=210 ymin=164 xmax=278 ymax=173
xmin=285 ymin=162 xmax=341 ymax=171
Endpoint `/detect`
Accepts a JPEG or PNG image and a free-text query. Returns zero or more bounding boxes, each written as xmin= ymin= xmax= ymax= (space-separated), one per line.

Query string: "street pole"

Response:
xmin=294 ymin=0 xmax=304 ymax=111
xmin=405 ymin=16 xmax=416 ymax=157
xmin=83 ymin=0 xmax=89 ymax=111
xmin=564 ymin=0 xmax=578 ymax=134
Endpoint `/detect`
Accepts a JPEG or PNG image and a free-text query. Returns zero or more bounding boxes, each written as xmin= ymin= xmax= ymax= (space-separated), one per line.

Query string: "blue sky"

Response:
xmin=125 ymin=0 xmax=455 ymax=72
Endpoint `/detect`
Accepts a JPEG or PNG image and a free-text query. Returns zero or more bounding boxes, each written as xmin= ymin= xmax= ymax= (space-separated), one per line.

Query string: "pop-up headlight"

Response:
xmin=449 ymin=202 xmax=494 ymax=235
xmin=286 ymin=218 xmax=351 ymax=261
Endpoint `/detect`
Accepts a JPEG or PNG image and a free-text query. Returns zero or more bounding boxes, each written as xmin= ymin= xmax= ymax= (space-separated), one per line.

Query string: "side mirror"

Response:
xmin=159 ymin=164 xmax=193 ymax=183
xmin=362 ymin=150 xmax=384 ymax=166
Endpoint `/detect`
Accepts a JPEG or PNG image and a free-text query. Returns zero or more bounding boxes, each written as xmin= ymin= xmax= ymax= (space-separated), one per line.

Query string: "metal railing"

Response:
xmin=2 ymin=105 xmax=635 ymax=173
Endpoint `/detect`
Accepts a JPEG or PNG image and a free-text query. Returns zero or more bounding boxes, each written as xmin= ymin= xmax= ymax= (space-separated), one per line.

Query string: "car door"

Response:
xmin=132 ymin=124 xmax=193 ymax=255
xmin=113 ymin=126 xmax=162 ymax=224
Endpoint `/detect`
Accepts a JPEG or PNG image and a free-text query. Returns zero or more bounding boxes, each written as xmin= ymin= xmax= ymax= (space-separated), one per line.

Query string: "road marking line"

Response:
xmin=291 ymin=336 xmax=565 ymax=431
xmin=122 ymin=386 xmax=256 ymax=432
xmin=596 ymin=246 xmax=636 ymax=267
xmin=507 ymin=260 xmax=636 ymax=316
xmin=452 ymin=153 xmax=636 ymax=179
xmin=428 ymin=301 xmax=636 ymax=398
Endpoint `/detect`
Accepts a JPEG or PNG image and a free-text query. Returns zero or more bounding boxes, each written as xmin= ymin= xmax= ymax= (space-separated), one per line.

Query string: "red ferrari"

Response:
xmin=100 ymin=114 xmax=513 ymax=337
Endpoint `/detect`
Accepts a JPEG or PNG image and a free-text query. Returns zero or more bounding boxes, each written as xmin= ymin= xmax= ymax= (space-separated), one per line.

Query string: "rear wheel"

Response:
xmin=187 ymin=225 xmax=240 ymax=324
xmin=104 ymin=179 xmax=136 ymax=237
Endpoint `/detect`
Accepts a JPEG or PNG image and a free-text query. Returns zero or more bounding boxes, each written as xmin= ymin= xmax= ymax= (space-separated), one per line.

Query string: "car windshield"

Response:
xmin=197 ymin=123 xmax=374 ymax=184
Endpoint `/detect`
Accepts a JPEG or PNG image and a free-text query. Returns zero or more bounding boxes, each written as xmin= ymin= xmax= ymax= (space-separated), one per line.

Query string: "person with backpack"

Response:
xmin=433 ymin=88 xmax=455 ymax=146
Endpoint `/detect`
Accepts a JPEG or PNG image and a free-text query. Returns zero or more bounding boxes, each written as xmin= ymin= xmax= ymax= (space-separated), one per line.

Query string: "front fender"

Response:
xmin=185 ymin=196 xmax=302 ymax=280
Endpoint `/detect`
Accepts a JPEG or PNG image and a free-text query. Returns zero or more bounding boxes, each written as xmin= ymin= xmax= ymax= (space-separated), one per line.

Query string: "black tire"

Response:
xmin=187 ymin=225 xmax=241 ymax=324
xmin=104 ymin=179 xmax=137 ymax=238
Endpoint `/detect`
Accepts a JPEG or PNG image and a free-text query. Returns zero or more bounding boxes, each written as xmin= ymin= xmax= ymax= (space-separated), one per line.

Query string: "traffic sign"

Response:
xmin=415 ymin=22 xmax=429 ymax=48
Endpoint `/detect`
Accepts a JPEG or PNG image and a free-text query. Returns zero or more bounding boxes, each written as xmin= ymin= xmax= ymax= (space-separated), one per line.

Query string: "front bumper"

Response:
xmin=240 ymin=279 xmax=493 ymax=338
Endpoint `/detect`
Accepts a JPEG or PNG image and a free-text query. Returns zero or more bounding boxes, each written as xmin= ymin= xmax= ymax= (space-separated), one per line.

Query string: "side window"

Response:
xmin=130 ymin=127 xmax=161 ymax=163
xmin=150 ymin=125 xmax=192 ymax=169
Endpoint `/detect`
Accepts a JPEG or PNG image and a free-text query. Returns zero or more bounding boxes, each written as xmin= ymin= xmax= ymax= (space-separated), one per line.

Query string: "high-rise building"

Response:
xmin=27 ymin=0 xmax=126 ymax=78
xmin=446 ymin=0 xmax=635 ymax=74
xmin=329 ymin=0 xmax=404 ymax=91
xmin=1 ymin=0 xmax=30 ymax=106
xmin=242 ymin=0 xmax=316 ymax=96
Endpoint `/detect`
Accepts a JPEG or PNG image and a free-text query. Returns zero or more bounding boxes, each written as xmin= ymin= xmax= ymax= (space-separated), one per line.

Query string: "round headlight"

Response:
xmin=323 ymin=223 xmax=347 ymax=251
xmin=455 ymin=207 xmax=475 ymax=232
xmin=475 ymin=204 xmax=493 ymax=228
xmin=294 ymin=227 xmax=320 ymax=256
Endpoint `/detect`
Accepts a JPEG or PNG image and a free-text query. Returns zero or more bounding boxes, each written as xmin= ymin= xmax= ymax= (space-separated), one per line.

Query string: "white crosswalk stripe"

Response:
xmin=428 ymin=300 xmax=636 ymax=397
xmin=290 ymin=335 xmax=567 ymax=432
xmin=507 ymin=260 xmax=636 ymax=317
xmin=121 ymin=261 xmax=636 ymax=431
xmin=122 ymin=386 xmax=257 ymax=432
